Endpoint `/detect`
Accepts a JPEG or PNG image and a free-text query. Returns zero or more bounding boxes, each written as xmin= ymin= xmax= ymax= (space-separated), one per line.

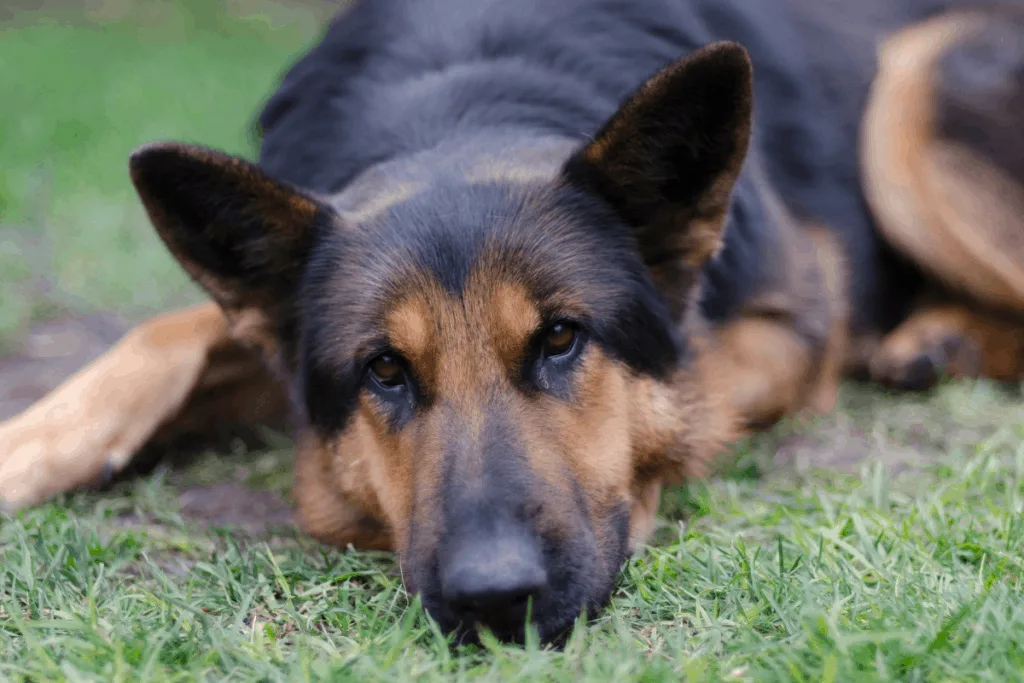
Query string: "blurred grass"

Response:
xmin=0 ymin=0 xmax=330 ymax=341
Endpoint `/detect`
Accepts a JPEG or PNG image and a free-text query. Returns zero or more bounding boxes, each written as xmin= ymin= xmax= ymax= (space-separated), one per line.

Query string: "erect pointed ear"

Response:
xmin=129 ymin=143 xmax=332 ymax=322
xmin=562 ymin=41 xmax=753 ymax=313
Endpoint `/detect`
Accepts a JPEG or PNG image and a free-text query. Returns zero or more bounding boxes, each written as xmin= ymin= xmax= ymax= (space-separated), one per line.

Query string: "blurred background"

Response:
xmin=0 ymin=0 xmax=336 ymax=341
xmin=0 ymin=0 xmax=338 ymax=418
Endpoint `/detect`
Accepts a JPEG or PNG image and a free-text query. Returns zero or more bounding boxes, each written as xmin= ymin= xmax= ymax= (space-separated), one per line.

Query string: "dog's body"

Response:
xmin=2 ymin=0 xmax=1023 ymax=642
xmin=256 ymin=0 xmax=916 ymax=335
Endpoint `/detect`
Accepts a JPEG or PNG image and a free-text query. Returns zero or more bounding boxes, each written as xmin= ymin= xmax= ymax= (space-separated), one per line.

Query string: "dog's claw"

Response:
xmin=99 ymin=462 xmax=116 ymax=485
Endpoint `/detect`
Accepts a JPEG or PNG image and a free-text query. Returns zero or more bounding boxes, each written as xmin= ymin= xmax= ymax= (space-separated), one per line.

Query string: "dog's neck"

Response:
xmin=327 ymin=130 xmax=581 ymax=224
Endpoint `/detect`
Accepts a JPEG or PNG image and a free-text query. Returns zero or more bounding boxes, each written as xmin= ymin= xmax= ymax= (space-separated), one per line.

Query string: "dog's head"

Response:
xmin=129 ymin=43 xmax=752 ymax=642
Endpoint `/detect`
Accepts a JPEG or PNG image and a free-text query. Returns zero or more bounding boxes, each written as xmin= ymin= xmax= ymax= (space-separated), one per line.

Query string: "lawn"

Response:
xmin=0 ymin=0 xmax=327 ymax=339
xmin=1 ymin=3 xmax=1023 ymax=682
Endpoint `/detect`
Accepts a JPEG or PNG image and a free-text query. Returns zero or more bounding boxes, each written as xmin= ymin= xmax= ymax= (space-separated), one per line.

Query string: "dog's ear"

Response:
xmin=562 ymin=42 xmax=753 ymax=314
xmin=129 ymin=143 xmax=330 ymax=320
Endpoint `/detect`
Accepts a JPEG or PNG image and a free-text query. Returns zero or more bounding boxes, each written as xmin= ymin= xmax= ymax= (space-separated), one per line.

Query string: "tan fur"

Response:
xmin=286 ymin=244 xmax=745 ymax=554
xmin=861 ymin=13 xmax=1024 ymax=312
xmin=708 ymin=317 xmax=816 ymax=427
xmin=293 ymin=432 xmax=394 ymax=550
xmin=680 ymin=216 xmax=728 ymax=268
xmin=338 ymin=179 xmax=425 ymax=224
xmin=488 ymin=283 xmax=544 ymax=367
xmin=385 ymin=296 xmax=438 ymax=380
xmin=627 ymin=477 xmax=664 ymax=552
xmin=870 ymin=299 xmax=1024 ymax=387
xmin=692 ymin=169 xmax=847 ymax=430
xmin=149 ymin=338 xmax=287 ymax=442
xmin=462 ymin=139 xmax=579 ymax=186
xmin=623 ymin=332 xmax=744 ymax=551
xmin=805 ymin=227 xmax=850 ymax=414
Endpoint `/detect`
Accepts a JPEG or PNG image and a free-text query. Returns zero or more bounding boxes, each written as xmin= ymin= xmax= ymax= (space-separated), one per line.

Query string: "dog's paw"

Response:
xmin=0 ymin=303 xmax=231 ymax=512
xmin=0 ymin=436 xmax=54 ymax=511
xmin=869 ymin=332 xmax=980 ymax=391
xmin=0 ymin=416 xmax=129 ymax=511
xmin=0 ymin=348 xmax=202 ymax=510
xmin=0 ymin=427 xmax=65 ymax=510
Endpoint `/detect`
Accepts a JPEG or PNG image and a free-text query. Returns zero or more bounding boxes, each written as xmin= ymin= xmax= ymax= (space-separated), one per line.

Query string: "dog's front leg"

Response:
xmin=0 ymin=301 xmax=233 ymax=509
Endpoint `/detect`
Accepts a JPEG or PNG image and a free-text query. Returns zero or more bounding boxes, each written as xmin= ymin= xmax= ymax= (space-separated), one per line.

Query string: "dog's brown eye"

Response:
xmin=542 ymin=322 xmax=578 ymax=357
xmin=369 ymin=354 xmax=406 ymax=387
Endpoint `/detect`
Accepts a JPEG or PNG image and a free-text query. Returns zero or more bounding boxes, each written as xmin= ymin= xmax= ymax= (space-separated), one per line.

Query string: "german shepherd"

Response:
xmin=2 ymin=0 xmax=1023 ymax=643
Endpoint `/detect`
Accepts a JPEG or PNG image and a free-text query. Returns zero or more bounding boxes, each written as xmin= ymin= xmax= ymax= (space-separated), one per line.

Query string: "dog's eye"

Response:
xmin=369 ymin=354 xmax=406 ymax=388
xmin=542 ymin=322 xmax=578 ymax=358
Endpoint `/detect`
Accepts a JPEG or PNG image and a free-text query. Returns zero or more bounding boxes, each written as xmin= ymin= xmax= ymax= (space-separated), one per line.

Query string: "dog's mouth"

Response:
xmin=432 ymin=597 xmax=580 ymax=646
xmin=447 ymin=611 xmax=540 ymax=646
xmin=438 ymin=584 xmax=619 ymax=647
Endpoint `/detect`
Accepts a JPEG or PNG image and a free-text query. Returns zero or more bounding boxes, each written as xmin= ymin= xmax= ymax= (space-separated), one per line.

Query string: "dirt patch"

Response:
xmin=771 ymin=429 xmax=930 ymax=477
xmin=178 ymin=482 xmax=295 ymax=532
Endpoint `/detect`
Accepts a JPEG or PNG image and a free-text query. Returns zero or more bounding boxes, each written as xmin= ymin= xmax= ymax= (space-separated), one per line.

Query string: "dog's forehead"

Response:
xmin=300 ymin=176 xmax=676 ymax=389
xmin=380 ymin=276 xmax=546 ymax=395
xmin=384 ymin=276 xmax=541 ymax=349
xmin=317 ymin=181 xmax=630 ymax=304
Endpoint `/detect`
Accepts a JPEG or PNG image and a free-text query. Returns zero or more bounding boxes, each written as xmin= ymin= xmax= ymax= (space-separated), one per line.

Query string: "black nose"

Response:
xmin=440 ymin=533 xmax=548 ymax=632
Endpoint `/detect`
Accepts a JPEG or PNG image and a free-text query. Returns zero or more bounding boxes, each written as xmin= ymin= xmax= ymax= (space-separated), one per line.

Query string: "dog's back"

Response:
xmin=255 ymin=0 xmax=968 ymax=334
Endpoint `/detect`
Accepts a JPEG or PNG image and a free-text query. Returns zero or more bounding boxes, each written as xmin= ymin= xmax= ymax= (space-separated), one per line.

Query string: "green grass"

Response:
xmin=0 ymin=0 xmax=327 ymax=339
xmin=1 ymin=4 xmax=1023 ymax=681
xmin=2 ymin=384 xmax=1023 ymax=681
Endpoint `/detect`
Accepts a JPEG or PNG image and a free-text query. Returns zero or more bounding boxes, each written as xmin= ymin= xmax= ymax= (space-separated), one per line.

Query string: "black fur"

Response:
xmin=254 ymin=0 xmax=970 ymax=338
xmin=129 ymin=144 xmax=330 ymax=309
xmin=424 ymin=399 xmax=605 ymax=642
xmin=935 ymin=7 xmax=1024 ymax=182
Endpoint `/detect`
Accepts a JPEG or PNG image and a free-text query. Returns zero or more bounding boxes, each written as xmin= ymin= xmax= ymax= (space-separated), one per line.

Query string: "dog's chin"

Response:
xmin=430 ymin=606 xmax=583 ymax=647
xmin=445 ymin=620 xmax=567 ymax=648
xmin=420 ymin=575 xmax=619 ymax=647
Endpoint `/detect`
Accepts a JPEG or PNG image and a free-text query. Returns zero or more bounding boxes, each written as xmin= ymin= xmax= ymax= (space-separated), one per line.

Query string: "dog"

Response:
xmin=2 ymin=0 xmax=1022 ymax=643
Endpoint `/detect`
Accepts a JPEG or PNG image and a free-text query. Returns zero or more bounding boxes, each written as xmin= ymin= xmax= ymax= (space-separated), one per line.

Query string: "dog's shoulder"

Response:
xmin=254 ymin=0 xmax=745 ymax=195
xmin=249 ymin=0 xmax=950 ymax=333
xmin=748 ymin=0 xmax=957 ymax=331
xmin=934 ymin=5 xmax=1024 ymax=182
xmin=254 ymin=0 xmax=401 ymax=193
